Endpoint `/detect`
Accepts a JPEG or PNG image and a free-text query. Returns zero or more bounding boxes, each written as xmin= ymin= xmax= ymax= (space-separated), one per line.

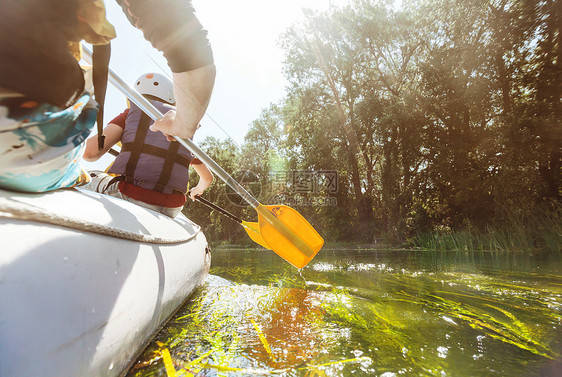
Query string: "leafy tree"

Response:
xmin=192 ymin=0 xmax=560 ymax=247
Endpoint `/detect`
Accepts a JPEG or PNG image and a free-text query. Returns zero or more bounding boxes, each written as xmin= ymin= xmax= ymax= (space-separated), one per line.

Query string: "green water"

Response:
xmin=126 ymin=249 xmax=562 ymax=376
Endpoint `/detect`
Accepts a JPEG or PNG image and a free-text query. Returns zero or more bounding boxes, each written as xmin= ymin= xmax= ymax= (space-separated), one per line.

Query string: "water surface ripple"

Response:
xmin=127 ymin=249 xmax=562 ymax=376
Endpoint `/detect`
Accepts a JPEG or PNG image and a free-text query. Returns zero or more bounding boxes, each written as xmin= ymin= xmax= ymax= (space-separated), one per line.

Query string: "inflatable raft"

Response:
xmin=0 ymin=187 xmax=211 ymax=377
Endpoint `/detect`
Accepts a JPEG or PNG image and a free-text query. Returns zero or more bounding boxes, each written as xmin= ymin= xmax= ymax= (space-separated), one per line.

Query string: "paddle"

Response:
xmin=81 ymin=44 xmax=324 ymax=268
xmin=189 ymin=193 xmax=271 ymax=250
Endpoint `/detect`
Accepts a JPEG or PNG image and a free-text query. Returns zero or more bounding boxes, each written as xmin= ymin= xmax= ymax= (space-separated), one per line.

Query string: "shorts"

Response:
xmin=82 ymin=171 xmax=183 ymax=218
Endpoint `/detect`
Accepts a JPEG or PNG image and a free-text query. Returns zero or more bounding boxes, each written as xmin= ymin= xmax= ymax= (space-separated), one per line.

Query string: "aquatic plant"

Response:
xmin=127 ymin=249 xmax=562 ymax=377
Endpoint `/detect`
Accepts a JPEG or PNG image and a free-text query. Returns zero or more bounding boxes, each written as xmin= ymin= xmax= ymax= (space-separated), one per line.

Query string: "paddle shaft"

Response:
xmin=192 ymin=195 xmax=243 ymax=224
xmin=81 ymin=45 xmax=260 ymax=209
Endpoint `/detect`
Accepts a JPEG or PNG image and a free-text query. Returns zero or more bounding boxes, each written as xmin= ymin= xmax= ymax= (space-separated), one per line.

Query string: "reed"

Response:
xmin=410 ymin=203 xmax=561 ymax=252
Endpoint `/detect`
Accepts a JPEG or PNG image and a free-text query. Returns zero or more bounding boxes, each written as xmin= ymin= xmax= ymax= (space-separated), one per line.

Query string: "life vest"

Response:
xmin=108 ymin=100 xmax=193 ymax=195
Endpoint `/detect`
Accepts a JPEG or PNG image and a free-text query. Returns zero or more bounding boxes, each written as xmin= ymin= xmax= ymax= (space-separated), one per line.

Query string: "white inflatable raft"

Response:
xmin=0 ymin=187 xmax=211 ymax=377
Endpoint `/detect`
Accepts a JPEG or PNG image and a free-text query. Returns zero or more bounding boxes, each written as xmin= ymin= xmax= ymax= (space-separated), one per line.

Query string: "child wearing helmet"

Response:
xmin=82 ymin=73 xmax=213 ymax=218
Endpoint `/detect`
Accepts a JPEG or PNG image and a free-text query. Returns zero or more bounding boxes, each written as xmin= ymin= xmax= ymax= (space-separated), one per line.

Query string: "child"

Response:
xmin=82 ymin=73 xmax=213 ymax=218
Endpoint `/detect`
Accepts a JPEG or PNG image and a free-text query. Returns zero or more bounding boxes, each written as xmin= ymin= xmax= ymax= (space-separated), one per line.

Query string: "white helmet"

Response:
xmin=134 ymin=72 xmax=175 ymax=104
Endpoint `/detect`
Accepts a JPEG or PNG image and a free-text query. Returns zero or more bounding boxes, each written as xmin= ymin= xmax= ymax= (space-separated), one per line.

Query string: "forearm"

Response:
xmin=192 ymin=164 xmax=214 ymax=189
xmin=83 ymin=137 xmax=105 ymax=162
xmin=116 ymin=0 xmax=216 ymax=139
xmin=82 ymin=123 xmax=123 ymax=162
xmin=172 ymin=65 xmax=216 ymax=137
xmin=195 ymin=176 xmax=214 ymax=190
xmin=116 ymin=0 xmax=214 ymax=72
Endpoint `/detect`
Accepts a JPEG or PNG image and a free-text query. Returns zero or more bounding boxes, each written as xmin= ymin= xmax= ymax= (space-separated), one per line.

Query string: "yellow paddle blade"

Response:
xmin=256 ymin=204 xmax=324 ymax=269
xmin=241 ymin=221 xmax=271 ymax=250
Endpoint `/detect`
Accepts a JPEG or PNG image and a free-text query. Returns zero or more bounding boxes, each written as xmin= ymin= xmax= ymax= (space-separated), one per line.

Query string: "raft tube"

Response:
xmin=0 ymin=187 xmax=210 ymax=377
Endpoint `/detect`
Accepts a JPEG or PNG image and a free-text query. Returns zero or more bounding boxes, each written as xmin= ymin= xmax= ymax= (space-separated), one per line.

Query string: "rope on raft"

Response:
xmin=0 ymin=198 xmax=199 ymax=244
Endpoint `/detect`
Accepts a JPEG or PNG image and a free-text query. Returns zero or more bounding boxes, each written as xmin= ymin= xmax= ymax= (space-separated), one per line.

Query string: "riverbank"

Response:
xmin=210 ymin=226 xmax=560 ymax=254
xmin=210 ymin=240 xmax=395 ymax=251
xmin=207 ymin=204 xmax=561 ymax=253
xmin=409 ymin=214 xmax=561 ymax=253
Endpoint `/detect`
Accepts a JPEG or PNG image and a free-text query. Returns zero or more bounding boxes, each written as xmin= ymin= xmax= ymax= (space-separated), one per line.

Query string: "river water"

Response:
xmin=126 ymin=248 xmax=562 ymax=376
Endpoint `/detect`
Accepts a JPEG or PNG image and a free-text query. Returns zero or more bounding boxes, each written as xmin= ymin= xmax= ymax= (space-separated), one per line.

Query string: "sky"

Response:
xmin=83 ymin=0 xmax=347 ymax=170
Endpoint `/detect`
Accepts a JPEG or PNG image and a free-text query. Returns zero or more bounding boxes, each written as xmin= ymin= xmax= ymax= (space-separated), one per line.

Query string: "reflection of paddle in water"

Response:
xmin=248 ymin=315 xmax=276 ymax=363
xmin=243 ymin=289 xmax=320 ymax=368
xmin=245 ymin=287 xmax=372 ymax=374
xmin=246 ymin=288 xmax=346 ymax=370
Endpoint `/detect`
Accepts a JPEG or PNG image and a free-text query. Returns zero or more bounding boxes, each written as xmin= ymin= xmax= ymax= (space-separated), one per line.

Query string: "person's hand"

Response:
xmin=188 ymin=185 xmax=206 ymax=201
xmin=150 ymin=109 xmax=197 ymax=141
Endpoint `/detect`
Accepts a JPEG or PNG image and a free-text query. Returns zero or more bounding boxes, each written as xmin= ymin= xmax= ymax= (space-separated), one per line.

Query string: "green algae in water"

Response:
xmin=126 ymin=250 xmax=562 ymax=376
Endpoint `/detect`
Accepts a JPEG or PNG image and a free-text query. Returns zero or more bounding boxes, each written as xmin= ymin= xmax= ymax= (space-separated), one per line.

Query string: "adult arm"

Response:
xmin=150 ymin=66 xmax=216 ymax=140
xmin=116 ymin=0 xmax=216 ymax=139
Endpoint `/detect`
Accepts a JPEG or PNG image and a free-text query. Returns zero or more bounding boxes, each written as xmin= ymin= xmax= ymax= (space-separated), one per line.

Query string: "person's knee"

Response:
xmin=162 ymin=207 xmax=182 ymax=218
xmin=84 ymin=171 xmax=118 ymax=194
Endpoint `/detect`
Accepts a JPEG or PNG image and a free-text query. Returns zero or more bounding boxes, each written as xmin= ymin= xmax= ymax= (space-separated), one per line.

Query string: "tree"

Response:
xmin=183 ymin=137 xmax=247 ymax=244
xmin=197 ymin=0 xmax=560 ymax=246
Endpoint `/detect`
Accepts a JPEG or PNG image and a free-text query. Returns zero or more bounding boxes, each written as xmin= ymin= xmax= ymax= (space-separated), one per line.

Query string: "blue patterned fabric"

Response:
xmin=0 ymin=93 xmax=96 ymax=192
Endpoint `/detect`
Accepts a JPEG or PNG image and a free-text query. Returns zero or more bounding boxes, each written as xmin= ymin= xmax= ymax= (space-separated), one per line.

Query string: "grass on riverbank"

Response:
xmin=409 ymin=206 xmax=561 ymax=253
